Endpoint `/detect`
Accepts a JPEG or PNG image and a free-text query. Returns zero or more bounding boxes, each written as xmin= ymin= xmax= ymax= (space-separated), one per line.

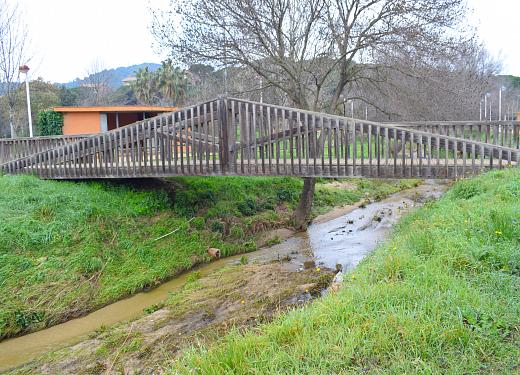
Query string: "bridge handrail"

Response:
xmin=1 ymin=97 xmax=518 ymax=179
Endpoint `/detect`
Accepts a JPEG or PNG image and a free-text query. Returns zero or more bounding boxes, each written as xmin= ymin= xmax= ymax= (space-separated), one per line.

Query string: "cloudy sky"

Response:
xmin=14 ymin=0 xmax=520 ymax=83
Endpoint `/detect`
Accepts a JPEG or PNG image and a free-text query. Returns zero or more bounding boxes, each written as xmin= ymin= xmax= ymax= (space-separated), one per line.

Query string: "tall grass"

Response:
xmin=174 ymin=169 xmax=520 ymax=374
xmin=0 ymin=175 xmax=415 ymax=339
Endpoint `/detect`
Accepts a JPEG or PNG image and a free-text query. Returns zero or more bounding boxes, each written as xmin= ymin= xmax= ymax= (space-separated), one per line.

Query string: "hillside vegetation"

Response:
xmin=174 ymin=169 xmax=520 ymax=374
xmin=0 ymin=175 xmax=416 ymax=339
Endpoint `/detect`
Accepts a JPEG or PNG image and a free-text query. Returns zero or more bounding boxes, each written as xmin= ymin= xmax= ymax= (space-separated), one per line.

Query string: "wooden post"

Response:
xmin=218 ymin=97 xmax=230 ymax=174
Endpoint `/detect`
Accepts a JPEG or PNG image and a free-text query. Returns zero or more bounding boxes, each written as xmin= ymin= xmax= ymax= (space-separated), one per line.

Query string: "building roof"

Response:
xmin=122 ymin=76 xmax=137 ymax=83
xmin=53 ymin=106 xmax=177 ymax=113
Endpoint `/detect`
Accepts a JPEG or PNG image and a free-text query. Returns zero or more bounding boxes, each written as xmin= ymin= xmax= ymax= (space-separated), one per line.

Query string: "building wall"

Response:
xmin=62 ymin=112 xmax=101 ymax=135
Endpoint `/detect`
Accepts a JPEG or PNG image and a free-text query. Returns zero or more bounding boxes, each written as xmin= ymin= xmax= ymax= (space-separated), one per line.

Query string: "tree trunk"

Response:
xmin=293 ymin=177 xmax=316 ymax=230
xmin=8 ymin=107 xmax=15 ymax=138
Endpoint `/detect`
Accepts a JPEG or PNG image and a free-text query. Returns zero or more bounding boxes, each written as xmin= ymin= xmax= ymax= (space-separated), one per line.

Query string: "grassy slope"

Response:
xmin=0 ymin=175 xmax=417 ymax=339
xmin=175 ymin=169 xmax=520 ymax=374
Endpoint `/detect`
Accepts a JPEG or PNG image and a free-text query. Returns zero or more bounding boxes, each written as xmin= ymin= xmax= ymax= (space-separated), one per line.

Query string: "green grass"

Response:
xmin=0 ymin=175 xmax=416 ymax=339
xmin=173 ymin=168 xmax=520 ymax=374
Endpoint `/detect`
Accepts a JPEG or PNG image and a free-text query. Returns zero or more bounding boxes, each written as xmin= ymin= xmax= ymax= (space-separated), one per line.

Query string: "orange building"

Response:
xmin=53 ymin=106 xmax=177 ymax=135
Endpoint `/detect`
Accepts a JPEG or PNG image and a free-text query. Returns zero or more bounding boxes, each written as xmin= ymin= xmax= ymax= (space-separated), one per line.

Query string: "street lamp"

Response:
xmin=499 ymin=88 xmax=502 ymax=121
xmin=484 ymin=94 xmax=487 ymax=121
xmin=348 ymin=100 xmax=354 ymax=118
xmin=19 ymin=65 xmax=33 ymax=137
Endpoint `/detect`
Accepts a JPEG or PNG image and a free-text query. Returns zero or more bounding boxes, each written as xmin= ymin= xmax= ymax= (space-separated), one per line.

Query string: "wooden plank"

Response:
xmin=297 ymin=111 xmax=303 ymax=175
xmin=253 ymin=103 xmax=259 ymax=174
xmin=401 ymin=130 xmax=406 ymax=178
xmin=283 ymin=109 xmax=288 ymax=175
xmin=335 ymin=118 xmax=340 ymax=176
xmin=352 ymin=122 xmax=357 ymax=176
xmin=183 ymin=109 xmax=189 ymax=173
xmin=204 ymin=103 xmax=210 ymax=173
xmin=427 ymin=135 xmax=432 ymax=177
xmin=462 ymin=141 xmax=467 ymax=177
xmin=394 ymin=128 xmax=399 ymax=176
xmin=190 ymin=107 xmax=197 ymax=174
xmin=368 ymin=124 xmax=373 ymax=174
xmin=210 ymin=101 xmax=216 ymax=172
xmin=409 ymin=132 xmax=414 ymax=178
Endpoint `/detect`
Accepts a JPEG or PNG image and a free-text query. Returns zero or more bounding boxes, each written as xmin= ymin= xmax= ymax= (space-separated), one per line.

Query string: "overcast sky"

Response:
xmin=14 ymin=0 xmax=520 ymax=83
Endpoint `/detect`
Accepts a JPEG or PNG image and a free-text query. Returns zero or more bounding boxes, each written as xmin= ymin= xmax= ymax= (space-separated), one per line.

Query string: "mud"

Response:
xmin=13 ymin=263 xmax=334 ymax=374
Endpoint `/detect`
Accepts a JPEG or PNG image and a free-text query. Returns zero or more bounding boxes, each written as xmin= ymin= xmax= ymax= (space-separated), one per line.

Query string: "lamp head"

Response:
xmin=19 ymin=65 xmax=30 ymax=74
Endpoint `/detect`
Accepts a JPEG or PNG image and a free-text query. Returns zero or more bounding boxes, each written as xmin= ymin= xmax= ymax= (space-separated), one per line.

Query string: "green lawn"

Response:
xmin=173 ymin=168 xmax=520 ymax=374
xmin=0 ymin=175 xmax=417 ymax=339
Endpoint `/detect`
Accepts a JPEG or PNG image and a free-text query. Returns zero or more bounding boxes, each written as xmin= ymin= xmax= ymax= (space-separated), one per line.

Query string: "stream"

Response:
xmin=0 ymin=180 xmax=447 ymax=372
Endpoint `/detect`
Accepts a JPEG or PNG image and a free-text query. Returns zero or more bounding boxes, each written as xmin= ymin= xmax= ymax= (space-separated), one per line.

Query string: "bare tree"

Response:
xmin=83 ymin=58 xmax=112 ymax=105
xmin=352 ymin=42 xmax=501 ymax=121
xmin=152 ymin=0 xmax=471 ymax=228
xmin=0 ymin=0 xmax=29 ymax=137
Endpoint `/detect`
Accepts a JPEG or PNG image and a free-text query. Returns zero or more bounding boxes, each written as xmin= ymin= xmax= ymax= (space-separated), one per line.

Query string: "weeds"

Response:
xmin=173 ymin=169 xmax=520 ymax=374
xmin=0 ymin=175 xmax=415 ymax=339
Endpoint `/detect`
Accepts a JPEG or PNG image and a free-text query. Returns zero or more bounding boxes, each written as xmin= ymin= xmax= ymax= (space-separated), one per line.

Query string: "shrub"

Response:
xmin=230 ymin=225 xmax=245 ymax=239
xmin=191 ymin=217 xmax=206 ymax=230
xmin=37 ymin=110 xmax=63 ymax=136
xmin=451 ymin=179 xmax=484 ymax=200
xmin=209 ymin=220 xmax=225 ymax=234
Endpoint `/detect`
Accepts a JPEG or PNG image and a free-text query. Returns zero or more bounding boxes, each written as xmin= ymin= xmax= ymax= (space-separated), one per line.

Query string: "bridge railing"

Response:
xmin=225 ymin=99 xmax=518 ymax=178
xmin=390 ymin=121 xmax=520 ymax=150
xmin=1 ymin=98 xmax=518 ymax=179
xmin=0 ymin=135 xmax=92 ymax=164
xmin=1 ymin=99 xmax=223 ymax=178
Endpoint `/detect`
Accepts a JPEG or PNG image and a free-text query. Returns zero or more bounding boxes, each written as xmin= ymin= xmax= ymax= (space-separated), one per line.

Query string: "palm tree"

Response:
xmin=157 ymin=59 xmax=190 ymax=106
xmin=132 ymin=67 xmax=157 ymax=105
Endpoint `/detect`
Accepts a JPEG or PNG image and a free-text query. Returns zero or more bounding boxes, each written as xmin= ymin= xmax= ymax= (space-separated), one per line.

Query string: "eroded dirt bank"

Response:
xmin=3 ymin=180 xmax=447 ymax=374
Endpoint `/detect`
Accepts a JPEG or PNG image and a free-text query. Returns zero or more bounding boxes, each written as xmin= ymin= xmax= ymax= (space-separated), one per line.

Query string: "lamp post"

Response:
xmin=339 ymin=95 xmax=346 ymax=116
xmin=484 ymin=94 xmax=488 ymax=121
xmin=499 ymin=88 xmax=502 ymax=121
xmin=347 ymin=100 xmax=354 ymax=118
xmin=19 ymin=65 xmax=33 ymax=137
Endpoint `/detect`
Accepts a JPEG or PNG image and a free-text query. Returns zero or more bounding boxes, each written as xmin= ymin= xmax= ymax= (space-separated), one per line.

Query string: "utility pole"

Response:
xmin=259 ymin=78 xmax=263 ymax=103
xmin=479 ymin=99 xmax=482 ymax=121
xmin=484 ymin=94 xmax=488 ymax=121
xmin=19 ymin=65 xmax=33 ymax=137
xmin=499 ymin=88 xmax=502 ymax=121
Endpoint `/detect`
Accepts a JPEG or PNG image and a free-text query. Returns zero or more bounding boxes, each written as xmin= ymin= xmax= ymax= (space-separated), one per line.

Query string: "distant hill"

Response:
xmin=60 ymin=63 xmax=161 ymax=89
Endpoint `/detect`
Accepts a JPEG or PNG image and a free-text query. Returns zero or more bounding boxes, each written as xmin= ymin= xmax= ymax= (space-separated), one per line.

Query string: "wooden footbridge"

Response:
xmin=1 ymin=98 xmax=519 ymax=180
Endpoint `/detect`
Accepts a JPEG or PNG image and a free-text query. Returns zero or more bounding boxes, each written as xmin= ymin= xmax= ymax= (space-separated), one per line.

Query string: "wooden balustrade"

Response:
xmin=0 ymin=135 xmax=91 ymax=164
xmin=391 ymin=121 xmax=520 ymax=149
xmin=1 ymin=98 xmax=518 ymax=180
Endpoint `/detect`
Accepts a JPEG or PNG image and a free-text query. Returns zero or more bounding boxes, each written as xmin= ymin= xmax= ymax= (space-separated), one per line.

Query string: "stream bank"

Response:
xmin=2 ymin=180 xmax=447 ymax=374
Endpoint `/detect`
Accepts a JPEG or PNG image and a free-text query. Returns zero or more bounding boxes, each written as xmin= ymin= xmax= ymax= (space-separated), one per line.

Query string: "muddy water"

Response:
xmin=307 ymin=180 xmax=446 ymax=271
xmin=0 ymin=180 xmax=446 ymax=372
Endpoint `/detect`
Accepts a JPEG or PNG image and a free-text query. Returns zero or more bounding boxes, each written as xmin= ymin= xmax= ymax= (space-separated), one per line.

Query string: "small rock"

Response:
xmin=303 ymin=260 xmax=316 ymax=270
xmin=299 ymin=283 xmax=317 ymax=293
xmin=333 ymin=272 xmax=344 ymax=284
